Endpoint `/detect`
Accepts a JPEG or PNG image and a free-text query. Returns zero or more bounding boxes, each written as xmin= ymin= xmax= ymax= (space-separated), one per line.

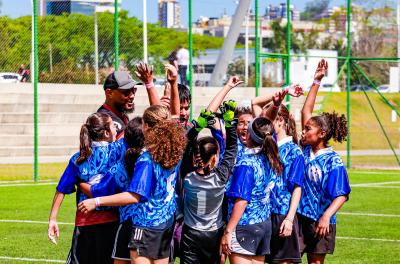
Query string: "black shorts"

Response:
xmin=128 ymin=224 xmax=175 ymax=260
xmin=266 ymin=214 xmax=301 ymax=263
xmin=66 ymin=221 xmax=119 ymax=264
xmin=180 ymin=224 xmax=224 ymax=264
xmin=112 ymin=220 xmax=132 ymax=261
xmin=231 ymin=218 xmax=272 ymax=256
xmin=297 ymin=214 xmax=336 ymax=255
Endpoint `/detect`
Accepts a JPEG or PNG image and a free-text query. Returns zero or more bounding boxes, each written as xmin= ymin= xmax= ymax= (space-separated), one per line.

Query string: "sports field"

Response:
xmin=0 ymin=169 xmax=399 ymax=263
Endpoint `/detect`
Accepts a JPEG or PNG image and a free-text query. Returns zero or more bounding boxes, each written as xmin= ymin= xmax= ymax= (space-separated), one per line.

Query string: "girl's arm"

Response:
xmin=251 ymin=93 xmax=274 ymax=118
xmin=78 ymin=191 xmax=141 ymax=213
xmin=78 ymin=183 xmax=92 ymax=198
xmin=48 ymin=191 xmax=65 ymax=244
xmin=134 ymin=62 xmax=161 ymax=106
xmin=279 ymin=186 xmax=301 ymax=237
xmin=215 ymin=125 xmax=237 ymax=183
xmin=263 ymin=90 xmax=288 ymax=121
xmin=301 ymin=59 xmax=328 ymax=129
xmin=316 ymin=195 xmax=347 ymax=238
xmin=220 ymin=199 xmax=248 ymax=255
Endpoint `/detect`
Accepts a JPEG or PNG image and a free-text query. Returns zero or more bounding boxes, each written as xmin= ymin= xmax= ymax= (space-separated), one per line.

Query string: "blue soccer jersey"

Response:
xmin=297 ymin=145 xmax=351 ymax=224
xmin=127 ymin=151 xmax=180 ymax=229
xmin=90 ymin=159 xmax=136 ymax=223
xmin=226 ymin=148 xmax=277 ymax=225
xmin=56 ymin=140 xmax=126 ymax=206
xmin=236 ymin=138 xmax=246 ymax=162
xmin=271 ymin=137 xmax=305 ymax=215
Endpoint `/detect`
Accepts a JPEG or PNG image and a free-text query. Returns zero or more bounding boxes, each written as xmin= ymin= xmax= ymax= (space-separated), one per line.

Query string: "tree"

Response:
xmin=300 ymin=0 xmax=330 ymax=21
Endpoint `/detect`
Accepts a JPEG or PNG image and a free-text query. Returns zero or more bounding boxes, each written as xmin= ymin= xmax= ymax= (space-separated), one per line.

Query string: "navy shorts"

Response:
xmin=128 ymin=224 xmax=175 ymax=260
xmin=231 ymin=218 xmax=272 ymax=256
xmin=297 ymin=214 xmax=336 ymax=255
xmin=111 ymin=220 xmax=132 ymax=261
xmin=266 ymin=214 xmax=301 ymax=263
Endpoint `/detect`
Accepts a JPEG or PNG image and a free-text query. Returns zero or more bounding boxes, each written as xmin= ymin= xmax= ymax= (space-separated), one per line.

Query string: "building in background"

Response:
xmin=158 ymin=0 xmax=181 ymax=28
xmin=43 ymin=0 xmax=120 ymax=16
xmin=266 ymin=3 xmax=300 ymax=21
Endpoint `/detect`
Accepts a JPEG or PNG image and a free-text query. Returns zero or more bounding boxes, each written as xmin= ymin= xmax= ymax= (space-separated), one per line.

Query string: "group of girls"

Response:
xmin=48 ymin=58 xmax=351 ymax=264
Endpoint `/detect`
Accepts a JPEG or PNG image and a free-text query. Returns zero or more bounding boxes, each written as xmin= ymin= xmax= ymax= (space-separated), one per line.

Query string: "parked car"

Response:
xmin=0 ymin=73 xmax=20 ymax=83
xmin=377 ymin=84 xmax=390 ymax=93
xmin=350 ymin=84 xmax=374 ymax=92
xmin=319 ymin=83 xmax=341 ymax=92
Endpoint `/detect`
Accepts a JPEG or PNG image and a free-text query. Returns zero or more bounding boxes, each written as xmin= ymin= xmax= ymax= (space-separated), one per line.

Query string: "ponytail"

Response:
xmin=76 ymin=112 xmax=112 ymax=165
xmin=76 ymin=124 xmax=93 ymax=165
xmin=261 ymin=134 xmax=283 ymax=175
xmin=311 ymin=111 xmax=348 ymax=144
xmin=192 ymin=136 xmax=219 ymax=175
xmin=278 ymin=104 xmax=298 ymax=145
xmin=250 ymin=117 xmax=283 ymax=175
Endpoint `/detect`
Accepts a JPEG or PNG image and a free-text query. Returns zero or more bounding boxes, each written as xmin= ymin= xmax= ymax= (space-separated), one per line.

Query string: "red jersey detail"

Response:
xmin=75 ymin=209 xmax=119 ymax=226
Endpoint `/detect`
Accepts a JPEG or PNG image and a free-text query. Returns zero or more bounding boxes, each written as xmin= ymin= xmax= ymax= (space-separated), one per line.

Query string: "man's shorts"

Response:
xmin=128 ymin=223 xmax=175 ymax=260
xmin=111 ymin=220 xmax=132 ymax=261
xmin=266 ymin=214 xmax=301 ymax=263
xmin=297 ymin=214 xmax=336 ymax=255
xmin=231 ymin=218 xmax=272 ymax=256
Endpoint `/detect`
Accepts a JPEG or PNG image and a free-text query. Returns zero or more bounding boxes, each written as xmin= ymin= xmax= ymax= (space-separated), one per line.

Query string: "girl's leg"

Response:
xmin=229 ymin=253 xmax=265 ymax=264
xmin=130 ymin=250 xmax=152 ymax=264
xmin=307 ymin=253 xmax=326 ymax=264
xmin=114 ymin=260 xmax=130 ymax=264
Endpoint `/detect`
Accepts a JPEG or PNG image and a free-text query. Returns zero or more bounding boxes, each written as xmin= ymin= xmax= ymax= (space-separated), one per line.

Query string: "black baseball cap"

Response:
xmin=103 ymin=71 xmax=140 ymax=90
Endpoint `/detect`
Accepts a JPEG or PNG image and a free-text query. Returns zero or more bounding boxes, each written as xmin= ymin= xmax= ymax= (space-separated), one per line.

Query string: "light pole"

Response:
xmin=143 ymin=0 xmax=148 ymax=63
xmin=94 ymin=9 xmax=99 ymax=85
xmin=245 ymin=7 xmax=249 ymax=85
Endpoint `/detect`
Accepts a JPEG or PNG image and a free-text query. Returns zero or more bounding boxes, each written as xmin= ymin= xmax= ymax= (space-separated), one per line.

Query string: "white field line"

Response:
xmin=0 ymin=182 xmax=57 ymax=187
xmin=0 ymin=256 xmax=64 ymax=263
xmin=0 ymin=179 xmax=55 ymax=184
xmin=339 ymin=212 xmax=400 ymax=217
xmin=351 ymin=181 xmax=400 ymax=186
xmin=0 ymin=219 xmax=74 ymax=225
xmin=350 ymin=171 xmax=400 ymax=175
xmin=337 ymin=236 xmax=400 ymax=243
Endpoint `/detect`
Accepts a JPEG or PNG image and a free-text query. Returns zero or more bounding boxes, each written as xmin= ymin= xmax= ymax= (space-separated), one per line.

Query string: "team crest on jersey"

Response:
xmin=308 ymin=165 xmax=322 ymax=182
xmin=88 ymin=174 xmax=104 ymax=185
xmin=114 ymin=121 xmax=122 ymax=131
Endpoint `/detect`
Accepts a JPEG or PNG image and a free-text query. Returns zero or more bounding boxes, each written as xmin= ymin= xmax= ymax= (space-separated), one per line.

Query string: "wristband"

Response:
xmin=145 ymin=82 xmax=155 ymax=89
xmin=95 ymin=197 xmax=101 ymax=208
xmin=313 ymin=79 xmax=321 ymax=86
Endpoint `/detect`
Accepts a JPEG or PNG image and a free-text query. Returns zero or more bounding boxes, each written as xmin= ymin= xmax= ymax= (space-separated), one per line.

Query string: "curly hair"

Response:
xmin=311 ymin=111 xmax=348 ymax=144
xmin=144 ymin=120 xmax=187 ymax=169
xmin=143 ymin=105 xmax=170 ymax=128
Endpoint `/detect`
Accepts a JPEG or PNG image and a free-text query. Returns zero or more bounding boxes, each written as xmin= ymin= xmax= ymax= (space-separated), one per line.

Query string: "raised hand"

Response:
xmin=165 ymin=62 xmax=178 ymax=83
xmin=314 ymin=59 xmax=328 ymax=81
xmin=272 ymin=89 xmax=289 ymax=107
xmin=219 ymin=100 xmax=237 ymax=128
xmin=226 ymin=76 xmax=244 ymax=89
xmin=286 ymin=84 xmax=304 ymax=97
xmin=134 ymin=62 xmax=154 ymax=84
xmin=193 ymin=109 xmax=216 ymax=132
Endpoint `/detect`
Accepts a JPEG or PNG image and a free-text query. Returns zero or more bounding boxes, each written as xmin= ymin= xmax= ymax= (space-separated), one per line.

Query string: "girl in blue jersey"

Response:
xmin=47 ymin=112 xmax=120 ymax=264
xmin=221 ymin=117 xmax=283 ymax=264
xmin=78 ymin=108 xmax=187 ymax=264
xmin=265 ymin=103 xmax=304 ymax=264
xmin=297 ymin=59 xmax=351 ymax=264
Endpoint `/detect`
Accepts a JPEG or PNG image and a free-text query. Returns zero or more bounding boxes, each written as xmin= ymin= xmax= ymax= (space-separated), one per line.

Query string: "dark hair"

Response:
xmin=193 ymin=137 xmax=220 ymax=175
xmin=310 ymin=112 xmax=348 ymax=144
xmin=277 ymin=104 xmax=298 ymax=145
xmin=145 ymin=120 xmax=187 ymax=169
xmin=124 ymin=117 xmax=145 ymax=177
xmin=76 ymin=112 xmax=112 ymax=165
xmin=178 ymin=83 xmax=191 ymax=103
xmin=235 ymin=106 xmax=252 ymax=118
xmin=251 ymin=117 xmax=283 ymax=175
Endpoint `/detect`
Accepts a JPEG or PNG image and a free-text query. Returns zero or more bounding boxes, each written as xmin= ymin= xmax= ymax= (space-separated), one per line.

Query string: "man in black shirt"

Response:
xmin=97 ymin=71 xmax=139 ymax=139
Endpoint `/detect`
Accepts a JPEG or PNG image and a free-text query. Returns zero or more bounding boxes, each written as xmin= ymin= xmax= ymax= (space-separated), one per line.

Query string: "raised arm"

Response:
xmin=263 ymin=90 xmax=288 ymax=121
xmin=301 ymin=59 xmax=328 ymax=129
xmin=207 ymin=76 xmax=243 ymax=113
xmin=134 ymin=62 xmax=161 ymax=106
xmin=165 ymin=62 xmax=180 ymax=118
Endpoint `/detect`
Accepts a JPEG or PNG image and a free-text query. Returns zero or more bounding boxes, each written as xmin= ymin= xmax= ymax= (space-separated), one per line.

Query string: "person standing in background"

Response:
xmin=176 ymin=46 xmax=190 ymax=86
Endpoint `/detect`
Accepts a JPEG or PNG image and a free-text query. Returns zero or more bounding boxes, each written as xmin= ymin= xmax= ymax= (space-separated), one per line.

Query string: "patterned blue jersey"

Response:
xmin=226 ymin=148 xmax=277 ymax=225
xmin=236 ymin=138 xmax=246 ymax=162
xmin=90 ymin=158 xmax=135 ymax=223
xmin=127 ymin=151 xmax=180 ymax=228
xmin=56 ymin=140 xmax=127 ymax=207
xmin=271 ymin=137 xmax=305 ymax=215
xmin=297 ymin=145 xmax=351 ymax=224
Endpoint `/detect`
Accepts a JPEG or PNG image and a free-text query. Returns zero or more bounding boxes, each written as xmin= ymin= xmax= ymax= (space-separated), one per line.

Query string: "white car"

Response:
xmin=307 ymin=83 xmax=341 ymax=92
xmin=0 ymin=73 xmax=21 ymax=83
xmin=377 ymin=84 xmax=390 ymax=93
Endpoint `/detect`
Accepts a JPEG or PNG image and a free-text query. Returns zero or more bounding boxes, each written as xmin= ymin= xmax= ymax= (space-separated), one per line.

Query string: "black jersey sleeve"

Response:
xmin=214 ymin=125 xmax=237 ymax=183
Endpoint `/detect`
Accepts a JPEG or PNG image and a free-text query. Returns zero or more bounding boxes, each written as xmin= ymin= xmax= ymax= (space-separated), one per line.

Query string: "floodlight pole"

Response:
xmin=245 ymin=8 xmax=249 ymax=85
xmin=33 ymin=0 xmax=39 ymax=181
xmin=255 ymin=0 xmax=259 ymax=96
xmin=143 ymin=0 xmax=148 ymax=63
xmin=397 ymin=0 xmax=400 ymax=93
xmin=346 ymin=0 xmax=352 ymax=168
xmin=285 ymin=0 xmax=291 ymax=110
xmin=114 ymin=0 xmax=119 ymax=70
xmin=94 ymin=10 xmax=99 ymax=85
xmin=189 ymin=0 xmax=193 ymax=120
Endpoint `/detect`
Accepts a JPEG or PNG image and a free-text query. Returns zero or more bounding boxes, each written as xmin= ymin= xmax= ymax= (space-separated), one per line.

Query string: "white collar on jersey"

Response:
xmin=277 ymin=136 xmax=293 ymax=147
xmin=244 ymin=147 xmax=261 ymax=155
xmin=310 ymin=146 xmax=333 ymax=160
xmin=91 ymin=141 xmax=110 ymax=147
